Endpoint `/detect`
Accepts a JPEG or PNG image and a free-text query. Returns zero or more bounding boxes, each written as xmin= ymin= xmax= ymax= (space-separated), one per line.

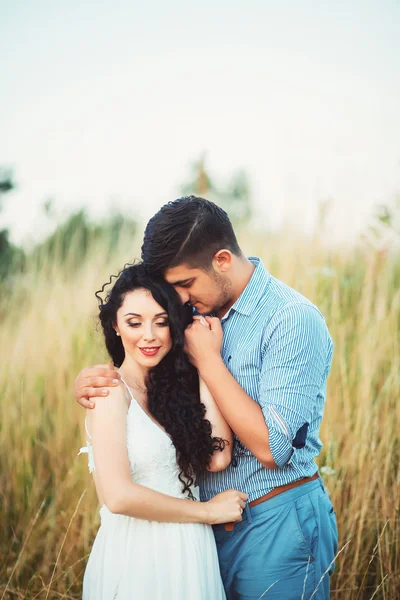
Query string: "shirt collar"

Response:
xmin=221 ymin=257 xmax=270 ymax=320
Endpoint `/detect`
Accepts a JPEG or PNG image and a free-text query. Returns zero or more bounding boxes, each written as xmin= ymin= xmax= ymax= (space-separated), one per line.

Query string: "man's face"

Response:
xmin=164 ymin=263 xmax=233 ymax=316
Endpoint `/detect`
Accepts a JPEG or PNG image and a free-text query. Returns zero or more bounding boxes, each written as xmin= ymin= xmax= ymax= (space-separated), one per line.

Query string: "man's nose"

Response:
xmin=177 ymin=290 xmax=190 ymax=304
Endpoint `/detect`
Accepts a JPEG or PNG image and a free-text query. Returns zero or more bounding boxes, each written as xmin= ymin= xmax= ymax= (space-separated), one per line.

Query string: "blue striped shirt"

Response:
xmin=198 ymin=257 xmax=334 ymax=503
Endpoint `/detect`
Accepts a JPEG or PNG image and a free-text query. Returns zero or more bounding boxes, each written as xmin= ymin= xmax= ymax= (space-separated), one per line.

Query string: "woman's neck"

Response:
xmin=119 ymin=357 xmax=148 ymax=391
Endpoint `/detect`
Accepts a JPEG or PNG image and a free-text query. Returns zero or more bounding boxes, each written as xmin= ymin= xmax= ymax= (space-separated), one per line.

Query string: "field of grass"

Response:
xmin=0 ymin=223 xmax=399 ymax=599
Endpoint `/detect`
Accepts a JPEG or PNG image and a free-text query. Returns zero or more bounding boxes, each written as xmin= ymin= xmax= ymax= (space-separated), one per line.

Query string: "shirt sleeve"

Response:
xmin=259 ymin=303 xmax=333 ymax=467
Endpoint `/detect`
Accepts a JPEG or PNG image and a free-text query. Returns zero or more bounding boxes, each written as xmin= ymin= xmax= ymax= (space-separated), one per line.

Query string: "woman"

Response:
xmin=80 ymin=263 xmax=247 ymax=599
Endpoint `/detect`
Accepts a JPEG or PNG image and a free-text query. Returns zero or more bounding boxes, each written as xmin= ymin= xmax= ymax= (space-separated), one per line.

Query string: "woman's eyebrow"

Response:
xmin=124 ymin=312 xmax=168 ymax=317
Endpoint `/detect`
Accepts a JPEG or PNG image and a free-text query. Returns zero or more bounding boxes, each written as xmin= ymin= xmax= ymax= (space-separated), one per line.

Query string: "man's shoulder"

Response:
xmin=262 ymin=275 xmax=320 ymax=317
xmin=258 ymin=275 xmax=331 ymax=337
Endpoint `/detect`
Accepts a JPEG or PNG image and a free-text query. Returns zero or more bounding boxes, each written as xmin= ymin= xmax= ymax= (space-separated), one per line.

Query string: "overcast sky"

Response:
xmin=1 ymin=0 xmax=399 ymax=244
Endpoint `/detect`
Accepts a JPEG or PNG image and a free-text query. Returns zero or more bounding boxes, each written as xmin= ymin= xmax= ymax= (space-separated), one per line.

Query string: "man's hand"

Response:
xmin=184 ymin=316 xmax=223 ymax=370
xmin=74 ymin=364 xmax=121 ymax=409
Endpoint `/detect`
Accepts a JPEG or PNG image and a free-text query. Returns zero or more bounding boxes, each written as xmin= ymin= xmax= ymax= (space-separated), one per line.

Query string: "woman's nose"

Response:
xmin=143 ymin=331 xmax=156 ymax=342
xmin=143 ymin=327 xmax=156 ymax=342
xmin=143 ymin=322 xmax=156 ymax=342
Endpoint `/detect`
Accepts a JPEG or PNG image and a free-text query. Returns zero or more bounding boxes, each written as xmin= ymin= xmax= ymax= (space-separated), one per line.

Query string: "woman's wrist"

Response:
xmin=188 ymin=499 xmax=210 ymax=524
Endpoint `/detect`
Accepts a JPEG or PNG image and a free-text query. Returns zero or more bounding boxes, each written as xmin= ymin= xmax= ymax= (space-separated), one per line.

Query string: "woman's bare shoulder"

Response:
xmin=87 ymin=381 xmax=130 ymax=419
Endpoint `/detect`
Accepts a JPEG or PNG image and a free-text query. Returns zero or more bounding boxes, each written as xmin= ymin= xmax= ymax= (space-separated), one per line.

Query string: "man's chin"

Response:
xmin=195 ymin=305 xmax=215 ymax=316
xmin=193 ymin=303 xmax=209 ymax=315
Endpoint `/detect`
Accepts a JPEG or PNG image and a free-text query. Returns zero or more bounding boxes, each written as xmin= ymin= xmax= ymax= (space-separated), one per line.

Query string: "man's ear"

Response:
xmin=212 ymin=249 xmax=232 ymax=273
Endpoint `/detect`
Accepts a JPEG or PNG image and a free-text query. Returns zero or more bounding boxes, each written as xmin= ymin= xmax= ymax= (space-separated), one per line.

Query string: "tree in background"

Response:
xmin=0 ymin=168 xmax=14 ymax=195
xmin=0 ymin=168 xmax=25 ymax=280
xmin=374 ymin=193 xmax=400 ymax=234
xmin=362 ymin=192 xmax=400 ymax=253
xmin=31 ymin=208 xmax=138 ymax=272
xmin=181 ymin=155 xmax=253 ymax=226
xmin=0 ymin=164 xmax=139 ymax=282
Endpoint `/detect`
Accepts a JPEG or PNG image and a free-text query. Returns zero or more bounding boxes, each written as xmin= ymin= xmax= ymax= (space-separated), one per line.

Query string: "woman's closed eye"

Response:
xmin=127 ymin=321 xmax=169 ymax=328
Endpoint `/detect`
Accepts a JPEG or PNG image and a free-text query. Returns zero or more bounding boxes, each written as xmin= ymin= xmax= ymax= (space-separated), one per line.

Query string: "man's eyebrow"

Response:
xmin=170 ymin=278 xmax=193 ymax=286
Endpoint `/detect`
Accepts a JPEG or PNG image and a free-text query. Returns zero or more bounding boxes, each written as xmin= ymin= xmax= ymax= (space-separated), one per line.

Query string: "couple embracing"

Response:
xmin=74 ymin=196 xmax=338 ymax=599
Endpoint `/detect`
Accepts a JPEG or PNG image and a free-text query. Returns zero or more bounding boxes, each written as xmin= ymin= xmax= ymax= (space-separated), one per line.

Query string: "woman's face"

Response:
xmin=115 ymin=288 xmax=173 ymax=369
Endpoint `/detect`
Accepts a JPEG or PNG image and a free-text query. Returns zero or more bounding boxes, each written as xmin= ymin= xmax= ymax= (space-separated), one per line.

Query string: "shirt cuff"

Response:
xmin=267 ymin=426 xmax=294 ymax=467
xmin=265 ymin=406 xmax=294 ymax=467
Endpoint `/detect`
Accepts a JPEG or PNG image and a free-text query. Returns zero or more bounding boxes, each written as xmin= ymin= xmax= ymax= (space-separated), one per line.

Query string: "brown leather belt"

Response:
xmin=224 ymin=472 xmax=319 ymax=531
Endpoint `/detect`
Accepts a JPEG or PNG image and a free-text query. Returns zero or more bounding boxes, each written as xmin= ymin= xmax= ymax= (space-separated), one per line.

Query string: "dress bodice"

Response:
xmin=79 ymin=378 xmax=197 ymax=500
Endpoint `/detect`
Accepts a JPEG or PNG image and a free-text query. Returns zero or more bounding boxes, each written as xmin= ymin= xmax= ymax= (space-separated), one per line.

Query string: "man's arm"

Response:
xmin=185 ymin=305 xmax=332 ymax=469
xmin=74 ymin=364 xmax=121 ymax=409
xmin=185 ymin=317 xmax=275 ymax=468
xmin=194 ymin=355 xmax=276 ymax=468
xmin=256 ymin=304 xmax=332 ymax=467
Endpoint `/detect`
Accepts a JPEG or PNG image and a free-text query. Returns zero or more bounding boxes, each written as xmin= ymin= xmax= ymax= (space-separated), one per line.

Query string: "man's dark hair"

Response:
xmin=141 ymin=196 xmax=242 ymax=274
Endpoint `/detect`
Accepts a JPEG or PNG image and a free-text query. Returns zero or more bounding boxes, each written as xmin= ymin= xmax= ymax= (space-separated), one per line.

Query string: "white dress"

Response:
xmin=80 ymin=378 xmax=226 ymax=600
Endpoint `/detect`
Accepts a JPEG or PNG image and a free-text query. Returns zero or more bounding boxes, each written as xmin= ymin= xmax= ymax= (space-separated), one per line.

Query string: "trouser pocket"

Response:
xmin=291 ymin=494 xmax=318 ymax=562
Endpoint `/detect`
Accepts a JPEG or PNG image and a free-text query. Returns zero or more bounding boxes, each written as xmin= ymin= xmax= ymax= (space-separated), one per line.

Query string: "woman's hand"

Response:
xmin=74 ymin=364 xmax=121 ymax=409
xmin=204 ymin=489 xmax=248 ymax=525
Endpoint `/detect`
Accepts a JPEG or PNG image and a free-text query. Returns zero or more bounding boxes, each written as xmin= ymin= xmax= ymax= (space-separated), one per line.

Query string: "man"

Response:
xmin=75 ymin=196 xmax=338 ymax=599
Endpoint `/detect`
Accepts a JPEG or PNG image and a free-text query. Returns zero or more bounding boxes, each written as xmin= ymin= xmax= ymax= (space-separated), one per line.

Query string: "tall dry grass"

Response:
xmin=0 ymin=224 xmax=399 ymax=599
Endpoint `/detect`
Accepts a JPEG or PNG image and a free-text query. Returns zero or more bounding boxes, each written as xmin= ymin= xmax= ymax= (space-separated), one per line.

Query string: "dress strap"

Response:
xmin=119 ymin=376 xmax=135 ymax=403
xmin=78 ymin=442 xmax=95 ymax=473
xmin=84 ymin=417 xmax=92 ymax=440
xmin=79 ymin=418 xmax=95 ymax=473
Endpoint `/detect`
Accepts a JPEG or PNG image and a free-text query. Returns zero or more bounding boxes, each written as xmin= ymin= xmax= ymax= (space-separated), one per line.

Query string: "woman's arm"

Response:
xmin=86 ymin=383 xmax=245 ymax=523
xmin=199 ymin=376 xmax=233 ymax=472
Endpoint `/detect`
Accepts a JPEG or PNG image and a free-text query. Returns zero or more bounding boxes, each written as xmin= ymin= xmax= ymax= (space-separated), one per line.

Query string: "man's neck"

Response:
xmin=216 ymin=257 xmax=256 ymax=318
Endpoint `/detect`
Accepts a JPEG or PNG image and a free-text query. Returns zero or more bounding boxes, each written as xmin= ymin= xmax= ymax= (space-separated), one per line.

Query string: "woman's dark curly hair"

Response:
xmin=96 ymin=262 xmax=226 ymax=498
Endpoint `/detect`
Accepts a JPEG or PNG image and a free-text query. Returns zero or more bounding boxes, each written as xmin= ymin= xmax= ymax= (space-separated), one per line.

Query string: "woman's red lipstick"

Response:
xmin=139 ymin=347 xmax=161 ymax=357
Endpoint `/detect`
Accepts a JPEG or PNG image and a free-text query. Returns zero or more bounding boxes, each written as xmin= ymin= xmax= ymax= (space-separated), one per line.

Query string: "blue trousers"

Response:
xmin=213 ymin=477 xmax=338 ymax=600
